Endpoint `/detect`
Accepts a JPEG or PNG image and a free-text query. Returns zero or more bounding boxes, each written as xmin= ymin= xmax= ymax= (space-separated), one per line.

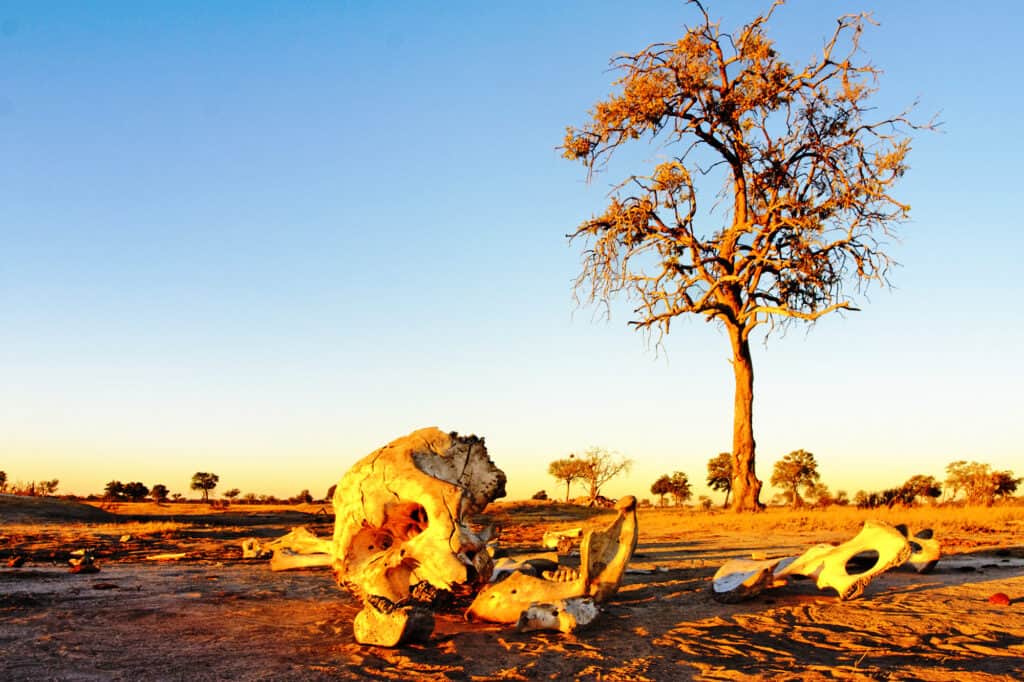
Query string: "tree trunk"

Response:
xmin=727 ymin=325 xmax=764 ymax=511
xmin=565 ymin=480 xmax=571 ymax=503
xmin=722 ymin=487 xmax=731 ymax=509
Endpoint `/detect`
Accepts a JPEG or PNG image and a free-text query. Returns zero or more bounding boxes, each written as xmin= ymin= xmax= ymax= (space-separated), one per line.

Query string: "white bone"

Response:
xmin=894 ymin=525 xmax=941 ymax=573
xmin=270 ymin=549 xmax=334 ymax=572
xmin=465 ymin=495 xmax=638 ymax=624
xmin=352 ymin=597 xmax=434 ymax=647
xmin=542 ymin=528 xmax=582 ymax=550
xmin=712 ymin=520 xmax=913 ymax=601
xmin=516 ymin=597 xmax=600 ymax=634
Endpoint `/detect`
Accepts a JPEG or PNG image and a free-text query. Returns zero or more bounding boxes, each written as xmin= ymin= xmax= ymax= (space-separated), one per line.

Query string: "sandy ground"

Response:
xmin=1 ymin=496 xmax=1022 ymax=680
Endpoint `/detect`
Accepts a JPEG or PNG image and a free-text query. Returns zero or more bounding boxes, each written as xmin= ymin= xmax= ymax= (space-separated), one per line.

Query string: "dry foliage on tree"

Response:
xmin=562 ymin=1 xmax=930 ymax=510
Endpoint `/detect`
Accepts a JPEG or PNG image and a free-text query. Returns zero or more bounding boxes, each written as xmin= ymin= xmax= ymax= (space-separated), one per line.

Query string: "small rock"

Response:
xmin=988 ymin=592 xmax=1011 ymax=606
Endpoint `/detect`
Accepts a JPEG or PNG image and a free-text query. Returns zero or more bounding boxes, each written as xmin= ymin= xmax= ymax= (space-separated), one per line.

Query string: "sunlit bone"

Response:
xmin=712 ymin=520 xmax=913 ymax=602
xmin=240 ymin=526 xmax=335 ymax=569
xmin=894 ymin=525 xmax=941 ymax=573
xmin=515 ymin=597 xmax=600 ymax=634
xmin=542 ymin=528 xmax=582 ymax=550
xmin=465 ymin=495 xmax=638 ymax=624
xmin=331 ymin=427 xmax=506 ymax=604
xmin=352 ymin=595 xmax=434 ymax=647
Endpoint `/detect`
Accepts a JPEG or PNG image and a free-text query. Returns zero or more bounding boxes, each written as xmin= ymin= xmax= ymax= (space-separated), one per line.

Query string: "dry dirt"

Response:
xmin=1 ymin=495 xmax=1022 ymax=680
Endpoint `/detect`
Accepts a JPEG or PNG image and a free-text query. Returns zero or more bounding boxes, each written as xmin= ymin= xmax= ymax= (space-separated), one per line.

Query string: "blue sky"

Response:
xmin=2 ymin=1 xmax=1021 ymax=503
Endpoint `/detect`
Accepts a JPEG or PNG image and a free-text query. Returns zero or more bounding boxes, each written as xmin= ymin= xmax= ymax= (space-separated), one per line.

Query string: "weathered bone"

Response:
xmin=712 ymin=520 xmax=914 ymax=602
xmin=241 ymin=526 xmax=335 ymax=570
xmin=352 ymin=595 xmax=434 ymax=647
xmin=516 ymin=597 xmax=600 ymax=634
xmin=542 ymin=528 xmax=582 ymax=550
xmin=331 ymin=427 xmax=506 ymax=604
xmin=894 ymin=525 xmax=941 ymax=573
xmin=465 ymin=495 xmax=638 ymax=624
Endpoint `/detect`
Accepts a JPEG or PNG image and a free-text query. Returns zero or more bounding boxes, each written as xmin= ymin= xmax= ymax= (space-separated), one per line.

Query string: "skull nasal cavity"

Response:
xmin=845 ymin=550 xmax=880 ymax=575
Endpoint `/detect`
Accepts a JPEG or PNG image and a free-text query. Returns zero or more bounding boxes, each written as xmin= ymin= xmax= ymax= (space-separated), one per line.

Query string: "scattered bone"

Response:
xmin=331 ymin=428 xmax=506 ymax=604
xmin=144 ymin=553 xmax=188 ymax=561
xmin=270 ymin=549 xmax=333 ymax=572
xmin=69 ymin=549 xmax=99 ymax=574
xmin=894 ymin=525 xmax=941 ymax=573
xmin=7 ymin=555 xmax=26 ymax=568
xmin=491 ymin=554 xmax=560 ymax=582
xmin=542 ymin=528 xmax=582 ymax=550
xmin=241 ymin=539 xmax=272 ymax=559
xmin=712 ymin=520 xmax=914 ymax=602
xmin=466 ymin=495 xmax=638 ymax=624
xmin=352 ymin=595 xmax=435 ymax=647
xmin=516 ymin=597 xmax=600 ymax=634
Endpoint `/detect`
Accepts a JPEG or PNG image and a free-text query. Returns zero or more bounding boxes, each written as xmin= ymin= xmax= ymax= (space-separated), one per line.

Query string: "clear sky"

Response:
xmin=2 ymin=1 xmax=1021 ymax=503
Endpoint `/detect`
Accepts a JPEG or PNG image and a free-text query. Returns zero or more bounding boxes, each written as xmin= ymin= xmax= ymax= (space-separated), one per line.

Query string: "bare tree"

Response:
xmin=577 ymin=447 xmax=632 ymax=503
xmin=562 ymin=1 xmax=929 ymax=511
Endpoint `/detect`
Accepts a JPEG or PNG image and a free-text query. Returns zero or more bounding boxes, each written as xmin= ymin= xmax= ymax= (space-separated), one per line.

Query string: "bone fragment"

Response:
xmin=352 ymin=597 xmax=434 ymax=647
xmin=144 ymin=552 xmax=188 ymax=561
xmin=712 ymin=520 xmax=913 ymax=602
xmin=894 ymin=525 xmax=941 ymax=573
xmin=516 ymin=597 xmax=600 ymax=634
xmin=270 ymin=549 xmax=333 ymax=572
xmin=542 ymin=528 xmax=582 ymax=550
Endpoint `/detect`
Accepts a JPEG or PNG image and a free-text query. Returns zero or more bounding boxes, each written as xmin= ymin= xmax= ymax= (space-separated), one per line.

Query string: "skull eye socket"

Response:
xmin=384 ymin=502 xmax=429 ymax=541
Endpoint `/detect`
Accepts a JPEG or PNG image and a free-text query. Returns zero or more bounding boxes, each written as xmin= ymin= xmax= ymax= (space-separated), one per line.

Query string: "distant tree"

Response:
xmin=808 ymin=482 xmax=833 ymax=508
xmin=667 ymin=471 xmax=692 ymax=506
xmin=562 ymin=3 xmax=928 ymax=511
xmin=104 ymin=480 xmax=126 ymax=501
xmin=900 ymin=475 xmax=942 ymax=505
xmin=40 ymin=479 xmax=59 ymax=496
xmin=0 ymin=470 xmax=7 ymax=493
xmin=190 ymin=472 xmax=220 ymax=503
xmin=992 ymin=470 xmax=1022 ymax=500
xmin=944 ymin=460 xmax=1009 ymax=506
xmin=151 ymin=484 xmax=169 ymax=503
xmin=549 ymin=455 xmax=587 ymax=502
xmin=770 ymin=450 xmax=820 ymax=508
xmin=706 ymin=452 xmax=733 ymax=508
xmin=576 ymin=447 xmax=632 ymax=503
xmin=171 ymin=492 xmax=184 ymax=502
xmin=698 ymin=495 xmax=713 ymax=511
xmin=651 ymin=475 xmax=673 ymax=507
xmin=122 ymin=482 xmax=149 ymax=502
xmin=242 ymin=492 xmax=258 ymax=504
xmin=531 ymin=490 xmax=549 ymax=501
xmin=293 ymin=489 xmax=313 ymax=505
xmin=834 ymin=490 xmax=850 ymax=507
xmin=223 ymin=488 xmax=241 ymax=501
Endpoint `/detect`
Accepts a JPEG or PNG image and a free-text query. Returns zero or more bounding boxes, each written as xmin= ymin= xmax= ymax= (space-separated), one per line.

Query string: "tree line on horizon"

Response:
xmin=543 ymin=450 xmax=1021 ymax=510
xmin=0 ymin=469 xmax=325 ymax=507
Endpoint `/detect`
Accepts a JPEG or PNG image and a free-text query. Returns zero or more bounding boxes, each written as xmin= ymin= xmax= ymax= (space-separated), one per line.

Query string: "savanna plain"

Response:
xmin=1 ymin=494 xmax=1022 ymax=681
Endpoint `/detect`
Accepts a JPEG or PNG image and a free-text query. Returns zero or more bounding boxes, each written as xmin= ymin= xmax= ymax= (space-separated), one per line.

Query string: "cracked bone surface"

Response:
xmin=712 ymin=520 xmax=914 ymax=602
xmin=465 ymin=495 xmax=638 ymax=624
xmin=331 ymin=427 xmax=506 ymax=604
xmin=353 ymin=596 xmax=435 ymax=647
xmin=515 ymin=597 xmax=600 ymax=634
